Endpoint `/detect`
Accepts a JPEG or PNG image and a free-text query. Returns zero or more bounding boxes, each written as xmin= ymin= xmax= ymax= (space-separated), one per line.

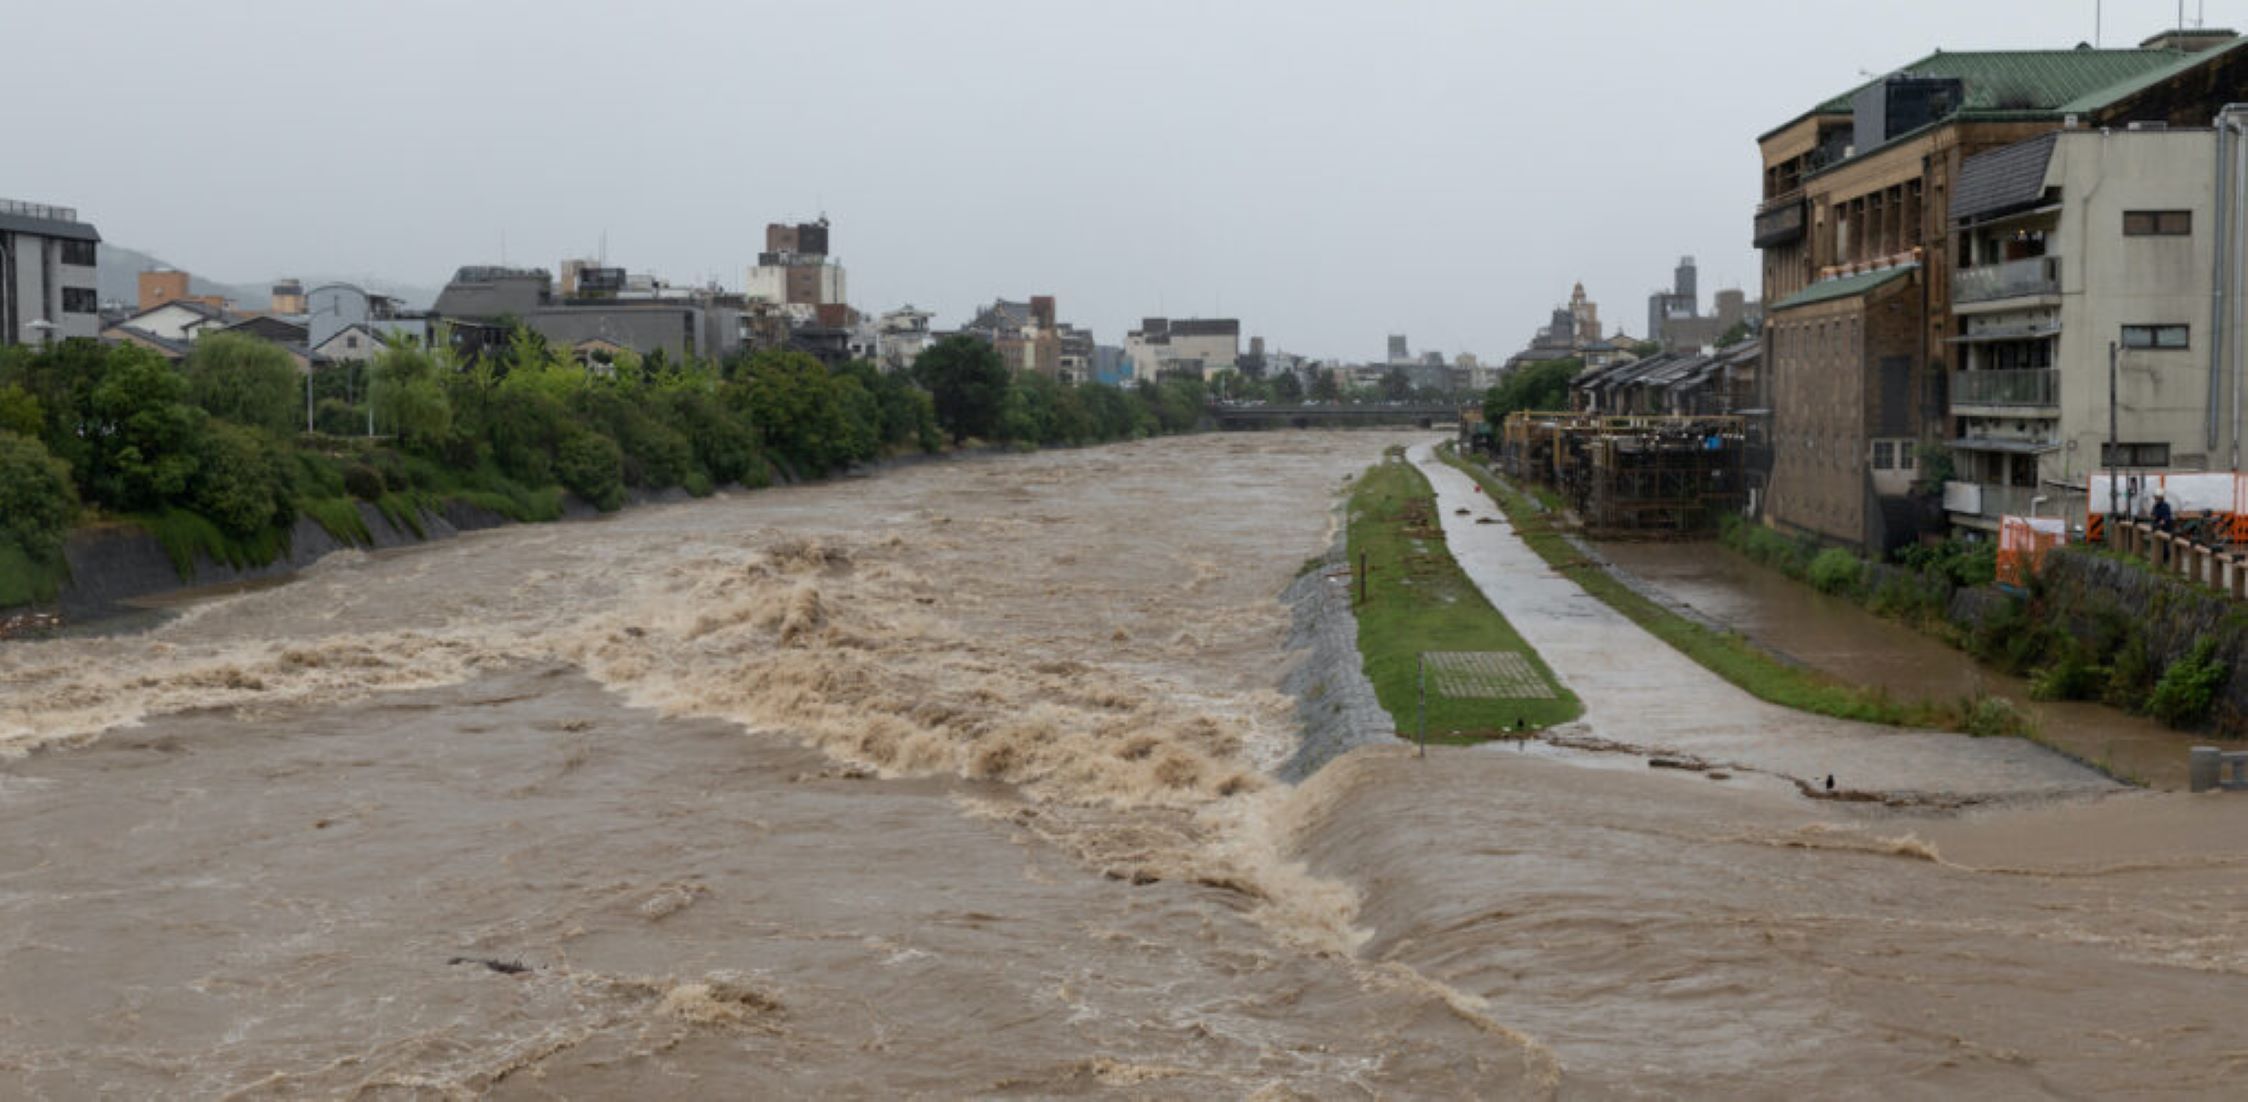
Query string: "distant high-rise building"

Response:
xmin=1387 ymin=334 xmax=1410 ymax=363
xmin=746 ymin=218 xmax=846 ymax=312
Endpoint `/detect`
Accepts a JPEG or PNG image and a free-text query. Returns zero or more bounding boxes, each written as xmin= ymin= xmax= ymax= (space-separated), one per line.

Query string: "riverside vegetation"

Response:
xmin=1347 ymin=450 xmax=1580 ymax=741
xmin=0 ymin=332 xmax=1216 ymax=609
xmin=1718 ymin=517 xmax=2239 ymax=735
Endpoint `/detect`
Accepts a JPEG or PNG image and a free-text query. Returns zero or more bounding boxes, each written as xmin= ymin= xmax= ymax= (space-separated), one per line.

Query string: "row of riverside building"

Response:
xmin=1750 ymin=25 xmax=2248 ymax=552
xmin=0 ymin=210 xmax=1275 ymax=390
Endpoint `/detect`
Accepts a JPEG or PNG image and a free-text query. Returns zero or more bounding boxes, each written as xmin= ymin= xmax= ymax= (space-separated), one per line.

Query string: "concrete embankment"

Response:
xmin=57 ymin=500 xmax=513 ymax=620
xmin=1276 ymin=528 xmax=1401 ymax=781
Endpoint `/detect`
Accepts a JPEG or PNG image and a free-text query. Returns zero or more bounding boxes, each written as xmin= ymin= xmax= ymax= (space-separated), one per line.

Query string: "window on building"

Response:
xmin=58 ymin=239 xmax=96 ymax=266
xmin=2123 ymin=210 xmax=2192 ymax=236
xmin=2121 ymin=324 xmax=2190 ymax=349
xmin=1872 ymin=441 xmax=1896 ymax=470
xmin=2102 ymin=442 xmax=2172 ymax=467
xmin=61 ymin=287 xmax=97 ymax=314
xmin=1900 ymin=444 xmax=1916 ymax=470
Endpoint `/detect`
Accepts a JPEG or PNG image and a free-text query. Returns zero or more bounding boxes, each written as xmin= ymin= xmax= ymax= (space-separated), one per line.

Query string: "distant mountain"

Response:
xmin=97 ymin=244 xmax=440 ymax=313
xmin=96 ymin=245 xmax=265 ymax=311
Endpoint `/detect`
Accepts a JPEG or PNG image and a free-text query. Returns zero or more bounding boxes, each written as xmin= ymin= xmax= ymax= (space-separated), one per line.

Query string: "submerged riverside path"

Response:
xmin=1272 ymin=447 xmax=2248 ymax=1096
xmin=1407 ymin=444 xmax=2109 ymax=803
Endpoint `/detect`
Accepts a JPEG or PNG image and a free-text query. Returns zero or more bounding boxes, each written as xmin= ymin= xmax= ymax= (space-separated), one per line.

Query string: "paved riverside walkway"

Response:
xmin=1408 ymin=445 xmax=2112 ymax=802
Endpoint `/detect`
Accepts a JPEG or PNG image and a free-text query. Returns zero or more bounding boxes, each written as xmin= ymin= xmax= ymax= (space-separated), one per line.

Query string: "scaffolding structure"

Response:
xmin=1501 ymin=412 xmax=1747 ymax=537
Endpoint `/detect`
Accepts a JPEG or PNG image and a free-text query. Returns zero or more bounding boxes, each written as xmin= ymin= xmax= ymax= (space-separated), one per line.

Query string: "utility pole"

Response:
xmin=1416 ymin=654 xmax=1427 ymax=759
xmin=2108 ymin=340 xmax=2120 ymax=535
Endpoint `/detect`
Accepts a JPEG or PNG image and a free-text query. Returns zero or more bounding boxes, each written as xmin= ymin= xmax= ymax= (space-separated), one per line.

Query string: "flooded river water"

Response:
xmin=1596 ymin=540 xmax=2200 ymax=790
xmin=5 ymin=432 xmax=2248 ymax=1098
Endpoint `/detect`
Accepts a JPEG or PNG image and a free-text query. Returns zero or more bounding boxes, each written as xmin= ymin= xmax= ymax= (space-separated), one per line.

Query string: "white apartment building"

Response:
xmin=877 ymin=305 xmax=934 ymax=372
xmin=1125 ymin=316 xmax=1240 ymax=382
xmin=0 ymin=199 xmax=100 ymax=346
xmin=1944 ymin=114 xmax=2248 ymax=533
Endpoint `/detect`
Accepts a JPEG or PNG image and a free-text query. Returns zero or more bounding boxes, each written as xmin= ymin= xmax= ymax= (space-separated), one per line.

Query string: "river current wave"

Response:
xmin=4 ymin=432 xmax=2246 ymax=1097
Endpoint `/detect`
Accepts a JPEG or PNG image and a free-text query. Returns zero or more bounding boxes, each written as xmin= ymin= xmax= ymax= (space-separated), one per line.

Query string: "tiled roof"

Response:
xmin=1952 ymin=132 xmax=2060 ymax=224
xmin=2060 ymin=35 xmax=2248 ymax=112
xmin=1815 ymin=47 xmax=2193 ymax=115
xmin=1769 ymin=43 xmax=2225 ymax=142
xmin=0 ymin=211 xmax=100 ymax=243
xmin=1770 ymin=265 xmax=1917 ymax=312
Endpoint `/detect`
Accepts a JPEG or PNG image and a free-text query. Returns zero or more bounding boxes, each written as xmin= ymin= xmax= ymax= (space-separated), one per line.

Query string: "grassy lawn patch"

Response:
xmin=0 ymin=542 xmax=67 ymax=607
xmin=1437 ymin=446 xmax=1949 ymax=730
xmin=1349 ymin=454 xmax=1582 ymax=744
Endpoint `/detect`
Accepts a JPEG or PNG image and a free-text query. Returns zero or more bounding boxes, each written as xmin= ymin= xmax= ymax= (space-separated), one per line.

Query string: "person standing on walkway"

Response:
xmin=2153 ymin=490 xmax=2174 ymax=534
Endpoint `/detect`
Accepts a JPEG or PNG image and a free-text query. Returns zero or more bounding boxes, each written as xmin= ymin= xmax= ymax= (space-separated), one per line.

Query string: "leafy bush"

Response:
xmin=2030 ymin=642 xmax=2105 ymax=702
xmin=2148 ymin=638 xmax=2229 ymax=728
xmin=370 ymin=342 xmax=454 ymax=449
xmin=186 ymin=332 xmax=302 ymax=435
xmin=0 ymin=383 xmax=43 ymax=438
xmin=0 ymin=430 xmax=80 ymax=564
xmin=1807 ymin=547 xmax=1864 ymax=595
xmin=142 ymin=506 xmax=287 ymax=577
xmin=555 ymin=425 xmax=625 ymax=511
xmin=301 ymin=497 xmax=372 ymax=545
xmin=87 ymin=347 xmax=204 ymax=511
xmin=1896 ymin=538 xmax=1996 ymax=588
xmin=1961 ymin=692 xmax=2036 ymax=739
xmin=188 ymin=422 xmax=289 ymax=537
xmin=314 ymin=398 xmax=363 ymax=437
xmin=2105 ymin=637 xmax=2158 ymax=709
xmin=343 ymin=464 xmax=387 ymax=501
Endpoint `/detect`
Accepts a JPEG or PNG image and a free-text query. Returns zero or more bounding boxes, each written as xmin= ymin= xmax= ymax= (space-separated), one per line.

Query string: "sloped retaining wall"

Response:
xmin=58 ymin=500 xmax=513 ymax=619
xmin=1277 ymin=533 xmax=1401 ymax=782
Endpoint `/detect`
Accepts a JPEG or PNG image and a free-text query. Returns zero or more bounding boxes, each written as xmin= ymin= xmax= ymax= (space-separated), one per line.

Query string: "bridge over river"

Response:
xmin=1208 ymin=402 xmax=1462 ymax=430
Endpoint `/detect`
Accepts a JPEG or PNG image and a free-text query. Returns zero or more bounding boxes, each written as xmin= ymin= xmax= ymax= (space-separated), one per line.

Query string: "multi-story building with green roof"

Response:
xmin=1751 ymin=26 xmax=2248 ymax=552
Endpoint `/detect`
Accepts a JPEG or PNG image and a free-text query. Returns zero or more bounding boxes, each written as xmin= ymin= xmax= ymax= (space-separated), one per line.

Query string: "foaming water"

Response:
xmin=3 ymin=432 xmax=1552 ymax=1097
xmin=9 ymin=431 xmax=2247 ymax=1096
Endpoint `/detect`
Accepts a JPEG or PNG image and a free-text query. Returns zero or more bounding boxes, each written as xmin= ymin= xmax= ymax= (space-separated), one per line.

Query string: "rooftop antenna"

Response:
xmin=600 ymin=229 xmax=607 ymax=266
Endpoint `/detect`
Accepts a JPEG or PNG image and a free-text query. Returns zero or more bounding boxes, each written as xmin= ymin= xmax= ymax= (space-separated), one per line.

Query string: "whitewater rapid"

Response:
xmin=5 ymin=432 xmax=2248 ymax=1098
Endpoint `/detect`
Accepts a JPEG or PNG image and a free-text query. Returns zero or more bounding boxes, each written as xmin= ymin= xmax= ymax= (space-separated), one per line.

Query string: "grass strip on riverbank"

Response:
xmin=1349 ymin=452 xmax=1582 ymax=744
xmin=1436 ymin=445 xmax=1953 ymax=731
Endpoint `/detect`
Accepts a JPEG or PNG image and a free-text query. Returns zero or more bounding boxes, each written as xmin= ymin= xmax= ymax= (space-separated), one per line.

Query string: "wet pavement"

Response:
xmin=1408 ymin=445 xmax=2115 ymax=803
xmin=1596 ymin=530 xmax=2200 ymax=790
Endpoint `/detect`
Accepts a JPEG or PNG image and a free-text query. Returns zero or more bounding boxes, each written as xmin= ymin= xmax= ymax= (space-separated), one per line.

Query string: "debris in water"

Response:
xmin=449 ymin=956 xmax=532 ymax=975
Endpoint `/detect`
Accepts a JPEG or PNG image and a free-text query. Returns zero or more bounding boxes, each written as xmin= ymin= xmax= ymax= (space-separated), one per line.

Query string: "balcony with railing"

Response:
xmin=1943 ymin=480 xmax=2048 ymax=522
xmin=1952 ymin=368 xmax=2058 ymax=412
xmin=1954 ymin=256 xmax=2061 ymax=305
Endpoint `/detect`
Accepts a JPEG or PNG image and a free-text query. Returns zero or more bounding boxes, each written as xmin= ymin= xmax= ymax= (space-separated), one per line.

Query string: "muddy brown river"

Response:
xmin=6 ymin=431 xmax=2248 ymax=1098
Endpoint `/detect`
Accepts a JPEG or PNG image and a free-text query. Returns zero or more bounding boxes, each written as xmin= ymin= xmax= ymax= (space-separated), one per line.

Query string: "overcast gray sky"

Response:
xmin=4 ymin=0 xmax=2237 ymax=361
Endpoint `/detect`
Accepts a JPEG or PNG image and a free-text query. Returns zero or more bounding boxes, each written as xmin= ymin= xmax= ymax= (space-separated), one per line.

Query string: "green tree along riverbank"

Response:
xmin=1434 ymin=445 xmax=1994 ymax=734
xmin=0 ymin=333 xmax=1216 ymax=610
xmin=1347 ymin=452 xmax=1581 ymax=742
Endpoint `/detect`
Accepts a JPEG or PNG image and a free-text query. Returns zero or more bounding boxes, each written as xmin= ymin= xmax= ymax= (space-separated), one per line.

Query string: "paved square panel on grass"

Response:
xmin=1423 ymin=651 xmax=1555 ymax=700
